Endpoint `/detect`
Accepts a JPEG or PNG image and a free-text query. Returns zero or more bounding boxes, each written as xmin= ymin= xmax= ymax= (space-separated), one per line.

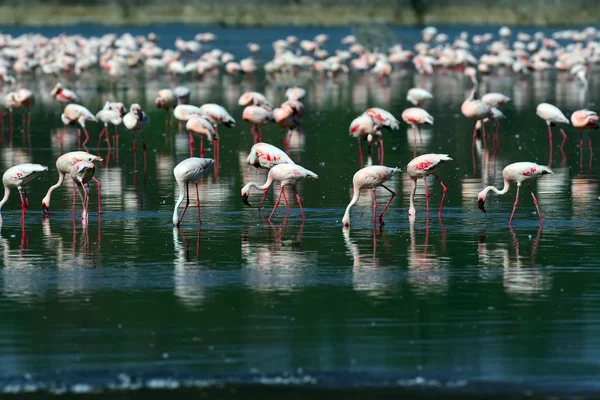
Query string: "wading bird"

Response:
xmin=407 ymin=154 xmax=452 ymax=217
xmin=1 ymin=163 xmax=47 ymax=225
xmin=477 ymin=162 xmax=553 ymax=225
xmin=172 ymin=157 xmax=214 ymax=226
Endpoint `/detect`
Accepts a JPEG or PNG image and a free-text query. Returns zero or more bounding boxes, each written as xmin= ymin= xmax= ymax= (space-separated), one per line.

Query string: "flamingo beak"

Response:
xmin=478 ymin=199 xmax=486 ymax=214
xmin=42 ymin=203 xmax=50 ymax=217
xmin=242 ymin=194 xmax=251 ymax=207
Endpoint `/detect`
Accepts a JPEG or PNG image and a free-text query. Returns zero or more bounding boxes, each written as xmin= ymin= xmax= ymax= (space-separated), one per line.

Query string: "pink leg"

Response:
xmin=259 ymin=188 xmax=270 ymax=209
xmin=268 ymin=186 xmax=284 ymax=221
xmin=141 ymin=130 xmax=147 ymax=174
xmin=358 ymin=138 xmax=363 ymax=168
xmin=435 ymin=174 xmax=448 ymax=218
xmin=509 ymin=184 xmax=520 ymax=225
xmin=417 ymin=125 xmax=423 ymax=153
xmin=281 ymin=184 xmax=290 ymax=211
xmin=378 ymin=138 xmax=384 ymax=165
xmin=413 ymin=125 xmax=417 ymax=158
xmin=200 ymin=137 xmax=204 ymax=158
xmin=424 ymin=177 xmax=430 ymax=215
xmin=378 ymin=184 xmax=396 ymax=225
xmin=579 ymin=131 xmax=583 ymax=171
xmin=372 ymin=189 xmax=377 ymax=228
xmin=195 ymin=183 xmax=201 ymax=223
xmin=177 ymin=182 xmax=190 ymax=226
xmin=251 ymin=124 xmax=258 ymax=143
xmin=92 ymin=177 xmax=102 ymax=215
xmin=78 ymin=128 xmax=81 ymax=149
xmin=296 ymin=193 xmax=305 ymax=219
xmin=97 ymin=126 xmax=107 ymax=149
xmin=188 ymin=131 xmax=194 ymax=157
xmin=589 ymin=133 xmax=593 ymax=173
xmin=547 ymin=125 xmax=553 ymax=166
xmin=82 ymin=127 xmax=91 ymax=147
xmin=72 ymin=181 xmax=77 ymax=216
xmin=528 ymin=184 xmax=543 ymax=224
xmin=18 ymin=189 xmax=26 ymax=225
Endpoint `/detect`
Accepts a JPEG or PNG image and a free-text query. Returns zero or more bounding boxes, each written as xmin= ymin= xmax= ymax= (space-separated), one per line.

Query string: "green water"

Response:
xmin=1 ymin=59 xmax=600 ymax=396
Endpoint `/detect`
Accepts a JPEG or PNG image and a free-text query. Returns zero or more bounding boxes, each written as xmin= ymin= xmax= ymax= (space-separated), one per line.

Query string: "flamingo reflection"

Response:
xmin=172 ymin=227 xmax=205 ymax=308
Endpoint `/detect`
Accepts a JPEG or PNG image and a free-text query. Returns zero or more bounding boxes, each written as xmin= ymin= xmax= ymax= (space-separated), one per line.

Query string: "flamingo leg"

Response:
xmin=509 ymin=184 xmax=521 ymax=225
xmin=281 ymin=184 xmax=290 ymax=211
xmin=589 ymin=133 xmax=593 ymax=174
xmin=178 ymin=182 xmax=190 ymax=226
xmin=196 ymin=182 xmax=201 ymax=224
xmin=18 ymin=188 xmax=26 ymax=225
xmin=547 ymin=125 xmax=553 ymax=166
xmin=378 ymin=184 xmax=396 ymax=225
xmin=527 ymin=184 xmax=543 ymax=224
xmin=200 ymin=137 xmax=204 ymax=158
xmin=434 ymin=174 xmax=448 ymax=218
xmin=358 ymin=138 xmax=363 ymax=168
xmin=378 ymin=138 xmax=384 ymax=165
xmin=97 ymin=126 xmax=107 ymax=149
xmin=92 ymin=177 xmax=102 ymax=215
xmin=259 ymin=188 xmax=269 ymax=209
xmin=372 ymin=189 xmax=377 ymax=228
xmin=424 ymin=176 xmax=430 ymax=215
xmin=296 ymin=193 xmax=305 ymax=219
xmin=77 ymin=128 xmax=81 ymax=149
xmin=82 ymin=127 xmax=91 ymax=147
xmin=141 ymin=130 xmax=147 ymax=174
xmin=579 ymin=131 xmax=583 ymax=171
xmin=268 ymin=185 xmax=284 ymax=221
xmin=251 ymin=124 xmax=258 ymax=143
xmin=472 ymin=123 xmax=477 ymax=175
xmin=417 ymin=125 xmax=423 ymax=154
xmin=413 ymin=125 xmax=417 ymax=158
xmin=188 ymin=131 xmax=194 ymax=157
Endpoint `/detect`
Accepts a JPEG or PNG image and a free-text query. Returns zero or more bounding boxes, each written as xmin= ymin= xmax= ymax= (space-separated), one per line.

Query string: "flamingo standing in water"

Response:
xmin=342 ymin=165 xmax=400 ymax=228
xmin=462 ymin=87 xmax=493 ymax=139
xmin=481 ymin=92 xmax=510 ymax=142
xmin=95 ymin=101 xmax=122 ymax=151
xmin=407 ymin=88 xmax=433 ymax=107
xmin=173 ymin=157 xmax=214 ymax=226
xmin=241 ymin=163 xmax=318 ymax=221
xmin=570 ymin=109 xmax=599 ymax=170
xmin=61 ymin=103 xmax=98 ymax=148
xmin=50 ymin=83 xmax=80 ymax=104
xmin=156 ymin=89 xmax=176 ymax=129
xmin=477 ymin=162 xmax=553 ymax=225
xmin=273 ymin=103 xmax=300 ymax=148
xmin=0 ymin=163 xmax=47 ymax=225
xmin=536 ymin=103 xmax=569 ymax=164
xmin=247 ymin=142 xmax=294 ymax=169
xmin=364 ymin=107 xmax=400 ymax=163
xmin=174 ymin=86 xmax=191 ymax=105
xmin=238 ymin=91 xmax=273 ymax=110
xmin=123 ymin=103 xmax=150 ymax=170
xmin=349 ymin=113 xmax=380 ymax=166
xmin=186 ymin=115 xmax=218 ymax=158
xmin=199 ymin=103 xmax=236 ymax=134
xmin=69 ymin=161 xmax=96 ymax=221
xmin=407 ymin=154 xmax=452 ymax=217
xmin=401 ymin=107 xmax=434 ymax=156
xmin=15 ymin=89 xmax=34 ymax=132
xmin=42 ymin=151 xmax=103 ymax=217
xmin=0 ymin=92 xmax=21 ymax=139
xmin=174 ymin=104 xmax=204 ymax=131
xmin=242 ymin=105 xmax=273 ymax=143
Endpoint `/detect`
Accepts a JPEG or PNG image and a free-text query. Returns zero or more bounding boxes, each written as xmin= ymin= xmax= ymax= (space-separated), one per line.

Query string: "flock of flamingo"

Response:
xmin=0 ymin=25 xmax=598 ymax=231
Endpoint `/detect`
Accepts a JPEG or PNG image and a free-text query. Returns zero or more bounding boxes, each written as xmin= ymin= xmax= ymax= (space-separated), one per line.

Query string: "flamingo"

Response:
xmin=69 ymin=161 xmax=95 ymax=220
xmin=15 ymin=89 xmax=34 ymax=132
xmin=273 ymin=103 xmax=300 ymax=148
xmin=174 ymin=86 xmax=191 ymax=105
xmin=364 ymin=107 xmax=400 ymax=163
xmin=401 ymin=107 xmax=434 ymax=155
xmin=199 ymin=103 xmax=236 ymax=133
xmin=42 ymin=151 xmax=103 ymax=217
xmin=342 ymin=165 xmax=400 ymax=228
xmin=156 ymin=89 xmax=176 ymax=129
xmin=172 ymin=157 xmax=214 ymax=226
xmin=50 ymin=83 xmax=80 ymax=104
xmin=477 ymin=162 xmax=553 ymax=225
xmin=481 ymin=93 xmax=511 ymax=108
xmin=123 ymin=103 xmax=150 ymax=169
xmin=537 ymin=103 xmax=569 ymax=164
xmin=462 ymin=87 xmax=493 ymax=140
xmin=174 ymin=104 xmax=204 ymax=131
xmin=238 ymin=91 xmax=273 ymax=110
xmin=186 ymin=115 xmax=218 ymax=158
xmin=95 ymin=101 xmax=122 ymax=150
xmin=570 ymin=109 xmax=598 ymax=170
xmin=247 ymin=142 xmax=294 ymax=169
xmin=407 ymin=88 xmax=433 ymax=107
xmin=61 ymin=103 xmax=98 ymax=148
xmin=285 ymin=87 xmax=306 ymax=101
xmin=0 ymin=163 xmax=47 ymax=225
xmin=407 ymin=154 xmax=452 ymax=217
xmin=0 ymin=92 xmax=21 ymax=138
xmin=349 ymin=113 xmax=380 ymax=166
xmin=242 ymin=105 xmax=273 ymax=143
xmin=241 ymin=163 xmax=318 ymax=221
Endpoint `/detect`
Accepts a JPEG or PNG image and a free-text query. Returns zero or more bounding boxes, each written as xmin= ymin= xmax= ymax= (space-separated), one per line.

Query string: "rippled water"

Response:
xmin=1 ymin=24 xmax=600 ymax=398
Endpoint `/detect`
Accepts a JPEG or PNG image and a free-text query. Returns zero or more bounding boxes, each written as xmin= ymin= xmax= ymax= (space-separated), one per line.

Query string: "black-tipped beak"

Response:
xmin=478 ymin=199 xmax=486 ymax=214
xmin=43 ymin=204 xmax=50 ymax=217
xmin=242 ymin=194 xmax=251 ymax=207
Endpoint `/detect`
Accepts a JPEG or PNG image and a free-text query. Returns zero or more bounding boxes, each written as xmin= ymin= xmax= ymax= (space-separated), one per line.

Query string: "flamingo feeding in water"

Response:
xmin=1 ymin=163 xmax=48 ymax=225
xmin=238 ymin=91 xmax=273 ymax=110
xmin=342 ymin=165 xmax=400 ymax=228
xmin=407 ymin=154 xmax=452 ymax=218
xmin=246 ymin=142 xmax=293 ymax=169
xmin=42 ymin=151 xmax=103 ymax=217
xmin=477 ymin=162 xmax=553 ymax=225
xmin=241 ymin=163 xmax=318 ymax=221
xmin=172 ymin=157 xmax=214 ymax=226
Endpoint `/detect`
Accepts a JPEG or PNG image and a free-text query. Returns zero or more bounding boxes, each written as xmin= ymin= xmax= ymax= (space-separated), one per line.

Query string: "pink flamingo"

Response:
xmin=342 ymin=165 xmax=400 ymax=228
xmin=50 ymin=83 xmax=80 ymax=104
xmin=241 ymin=163 xmax=318 ymax=221
xmin=174 ymin=104 xmax=204 ymax=131
xmin=536 ymin=103 xmax=569 ymax=165
xmin=273 ymin=103 xmax=300 ymax=148
xmin=349 ymin=113 xmax=380 ymax=166
xmin=123 ymin=103 xmax=150 ymax=170
xmin=482 ymin=93 xmax=510 ymax=142
xmin=0 ymin=92 xmax=21 ymax=140
xmin=401 ymin=107 xmax=433 ymax=156
xmin=242 ymin=105 xmax=273 ymax=143
xmin=199 ymin=103 xmax=236 ymax=134
xmin=407 ymin=88 xmax=433 ymax=107
xmin=173 ymin=157 xmax=214 ymax=226
xmin=42 ymin=151 xmax=103 ymax=217
xmin=407 ymin=154 xmax=452 ymax=217
xmin=95 ymin=102 xmax=122 ymax=152
xmin=15 ymin=89 xmax=34 ymax=132
xmin=364 ymin=107 xmax=400 ymax=163
xmin=285 ymin=87 xmax=306 ymax=101
xmin=69 ymin=161 xmax=95 ymax=221
xmin=247 ymin=142 xmax=293 ymax=169
xmin=462 ymin=87 xmax=493 ymax=140
xmin=61 ymin=103 xmax=98 ymax=148
xmin=570 ymin=109 xmax=598 ymax=170
xmin=155 ymin=89 xmax=176 ymax=129
xmin=186 ymin=115 xmax=218 ymax=158
xmin=0 ymin=163 xmax=47 ymax=225
xmin=238 ymin=91 xmax=273 ymax=110
xmin=477 ymin=162 xmax=553 ymax=225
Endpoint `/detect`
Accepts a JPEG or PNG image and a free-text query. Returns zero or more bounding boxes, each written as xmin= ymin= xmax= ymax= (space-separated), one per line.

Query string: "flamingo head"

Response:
xmin=241 ymin=192 xmax=251 ymax=207
xmin=42 ymin=197 xmax=50 ymax=217
xmin=477 ymin=192 xmax=487 ymax=214
xmin=342 ymin=215 xmax=350 ymax=228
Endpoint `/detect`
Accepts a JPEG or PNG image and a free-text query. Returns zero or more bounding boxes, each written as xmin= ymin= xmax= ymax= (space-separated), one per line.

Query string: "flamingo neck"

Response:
xmin=0 ymin=186 xmax=11 ymax=224
xmin=172 ymin=180 xmax=186 ymax=225
xmin=408 ymin=179 xmax=417 ymax=216
xmin=42 ymin=172 xmax=65 ymax=207
xmin=481 ymin=178 xmax=511 ymax=198
xmin=249 ymin=173 xmax=275 ymax=193
xmin=342 ymin=184 xmax=361 ymax=226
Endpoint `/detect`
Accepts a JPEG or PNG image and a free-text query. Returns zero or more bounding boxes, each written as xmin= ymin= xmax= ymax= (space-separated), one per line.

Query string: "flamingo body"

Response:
xmin=481 ymin=93 xmax=511 ymax=108
xmin=407 ymin=154 xmax=452 ymax=216
xmin=407 ymin=88 xmax=433 ymax=106
xmin=199 ymin=103 xmax=236 ymax=127
xmin=0 ymin=163 xmax=47 ymax=225
xmin=246 ymin=142 xmax=294 ymax=169
xmin=173 ymin=157 xmax=214 ymax=226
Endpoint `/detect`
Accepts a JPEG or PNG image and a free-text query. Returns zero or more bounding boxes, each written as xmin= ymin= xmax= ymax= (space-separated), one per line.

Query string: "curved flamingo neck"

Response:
xmin=408 ymin=179 xmax=417 ymax=215
xmin=0 ymin=186 xmax=11 ymax=224
xmin=342 ymin=183 xmax=361 ymax=225
xmin=173 ymin=180 xmax=186 ymax=225
xmin=42 ymin=172 xmax=65 ymax=207
xmin=481 ymin=178 xmax=511 ymax=198
xmin=247 ymin=173 xmax=275 ymax=193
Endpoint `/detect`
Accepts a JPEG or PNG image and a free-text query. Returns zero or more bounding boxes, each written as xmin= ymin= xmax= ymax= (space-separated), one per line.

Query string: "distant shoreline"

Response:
xmin=0 ymin=3 xmax=597 ymax=27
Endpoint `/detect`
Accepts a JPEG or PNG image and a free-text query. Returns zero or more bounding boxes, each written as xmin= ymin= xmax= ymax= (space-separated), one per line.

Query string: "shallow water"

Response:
xmin=1 ymin=25 xmax=600 ymax=398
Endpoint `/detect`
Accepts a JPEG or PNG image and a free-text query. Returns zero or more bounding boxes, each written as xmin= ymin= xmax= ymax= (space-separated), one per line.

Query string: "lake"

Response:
xmin=0 ymin=25 xmax=600 ymax=398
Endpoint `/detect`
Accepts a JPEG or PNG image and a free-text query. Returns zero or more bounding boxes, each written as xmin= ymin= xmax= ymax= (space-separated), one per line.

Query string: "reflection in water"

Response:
xmin=172 ymin=227 xmax=204 ymax=308
xmin=407 ymin=217 xmax=449 ymax=295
